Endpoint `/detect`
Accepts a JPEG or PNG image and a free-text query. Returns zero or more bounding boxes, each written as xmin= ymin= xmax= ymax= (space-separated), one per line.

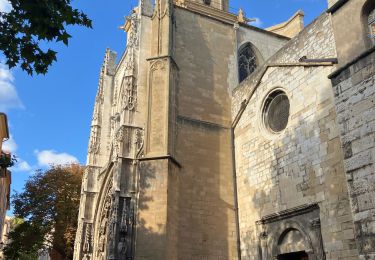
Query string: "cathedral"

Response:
xmin=73 ymin=0 xmax=375 ymax=259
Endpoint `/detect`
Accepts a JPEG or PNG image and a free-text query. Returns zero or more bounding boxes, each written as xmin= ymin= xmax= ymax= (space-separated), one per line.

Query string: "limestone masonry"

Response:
xmin=74 ymin=0 xmax=375 ymax=259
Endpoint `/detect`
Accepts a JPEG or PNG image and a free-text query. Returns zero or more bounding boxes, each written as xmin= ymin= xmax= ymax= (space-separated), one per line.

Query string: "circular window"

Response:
xmin=263 ymin=90 xmax=290 ymax=133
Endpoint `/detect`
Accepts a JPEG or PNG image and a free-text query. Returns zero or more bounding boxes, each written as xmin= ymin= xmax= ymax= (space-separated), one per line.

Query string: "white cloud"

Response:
xmin=252 ymin=17 xmax=263 ymax=27
xmin=0 ymin=0 xmax=12 ymax=13
xmin=2 ymin=134 xmax=17 ymax=153
xmin=12 ymin=160 xmax=32 ymax=172
xmin=35 ymin=150 xmax=79 ymax=167
xmin=0 ymin=64 xmax=23 ymax=111
xmin=2 ymin=135 xmax=33 ymax=173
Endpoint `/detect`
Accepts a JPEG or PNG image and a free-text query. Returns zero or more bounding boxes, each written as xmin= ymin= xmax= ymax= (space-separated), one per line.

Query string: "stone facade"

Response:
xmin=330 ymin=48 xmax=375 ymax=260
xmin=74 ymin=0 xmax=375 ymax=259
xmin=266 ymin=10 xmax=305 ymax=38
xmin=0 ymin=113 xmax=11 ymax=248
xmin=232 ymin=12 xmax=360 ymax=259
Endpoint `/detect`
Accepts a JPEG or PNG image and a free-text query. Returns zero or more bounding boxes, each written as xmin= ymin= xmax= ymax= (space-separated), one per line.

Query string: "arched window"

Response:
xmin=238 ymin=43 xmax=258 ymax=83
xmin=368 ymin=9 xmax=375 ymax=44
xmin=363 ymin=0 xmax=375 ymax=46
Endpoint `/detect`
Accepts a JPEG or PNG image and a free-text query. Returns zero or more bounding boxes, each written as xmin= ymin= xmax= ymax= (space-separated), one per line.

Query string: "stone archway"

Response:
xmin=256 ymin=204 xmax=325 ymax=260
xmin=277 ymin=228 xmax=310 ymax=260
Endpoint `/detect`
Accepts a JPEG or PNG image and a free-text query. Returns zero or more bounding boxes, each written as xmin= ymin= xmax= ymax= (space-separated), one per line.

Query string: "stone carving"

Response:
xmin=174 ymin=0 xmax=186 ymax=8
xmin=92 ymin=101 xmax=101 ymax=123
xmin=135 ymin=128 xmax=144 ymax=156
xmin=83 ymin=223 xmax=93 ymax=254
xmin=310 ymin=218 xmax=321 ymax=228
xmin=118 ymin=197 xmax=133 ymax=259
xmin=123 ymin=77 xmax=137 ymax=111
xmin=256 ymin=204 xmax=324 ymax=260
xmin=110 ymin=113 xmax=121 ymax=142
xmin=140 ymin=0 xmax=153 ymax=16
xmin=124 ymin=54 xmax=134 ymax=72
xmin=107 ymin=197 xmax=118 ymax=259
xmin=113 ymin=80 xmax=119 ymax=107
xmin=259 ymin=230 xmax=268 ymax=240
xmin=74 ymin=221 xmax=84 ymax=260
xmin=150 ymin=59 xmax=167 ymax=74
xmin=82 ymin=254 xmax=90 ymax=260
xmin=127 ymin=13 xmax=139 ymax=48
xmin=88 ymin=126 xmax=101 ymax=154
xmin=97 ymin=180 xmax=114 ymax=259
xmin=113 ymin=125 xmax=126 ymax=159
xmin=118 ymin=236 xmax=127 ymax=257
xmin=93 ymin=54 xmax=106 ymax=119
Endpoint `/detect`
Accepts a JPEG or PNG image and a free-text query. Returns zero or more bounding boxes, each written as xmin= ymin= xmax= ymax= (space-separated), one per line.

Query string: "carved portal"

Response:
xmin=118 ymin=196 xmax=134 ymax=260
xmin=77 ymin=5 xmax=143 ymax=260
xmin=256 ymin=204 xmax=325 ymax=260
xmin=96 ymin=179 xmax=114 ymax=260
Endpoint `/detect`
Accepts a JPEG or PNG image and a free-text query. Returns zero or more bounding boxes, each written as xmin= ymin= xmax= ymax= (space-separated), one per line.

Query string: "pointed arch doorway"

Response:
xmin=276 ymin=227 xmax=310 ymax=260
xmin=256 ymin=204 xmax=325 ymax=260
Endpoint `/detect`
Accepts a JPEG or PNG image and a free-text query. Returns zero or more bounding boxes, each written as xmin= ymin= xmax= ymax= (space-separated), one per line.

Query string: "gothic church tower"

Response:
xmin=74 ymin=0 xmax=290 ymax=259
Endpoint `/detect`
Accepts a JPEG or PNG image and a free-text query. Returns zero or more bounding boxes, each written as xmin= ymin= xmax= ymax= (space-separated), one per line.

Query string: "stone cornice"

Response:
xmin=256 ymin=204 xmax=319 ymax=225
xmin=175 ymin=0 xmax=237 ymax=24
xmin=174 ymin=3 xmax=290 ymax=41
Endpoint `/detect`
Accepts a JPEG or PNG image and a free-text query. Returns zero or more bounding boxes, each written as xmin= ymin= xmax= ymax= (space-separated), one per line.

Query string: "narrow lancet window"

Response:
xmin=238 ymin=43 xmax=258 ymax=83
xmin=369 ymin=8 xmax=375 ymax=44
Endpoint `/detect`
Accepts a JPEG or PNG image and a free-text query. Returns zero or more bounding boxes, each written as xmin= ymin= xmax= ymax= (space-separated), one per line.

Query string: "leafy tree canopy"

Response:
xmin=0 ymin=0 xmax=92 ymax=75
xmin=4 ymin=164 xmax=84 ymax=259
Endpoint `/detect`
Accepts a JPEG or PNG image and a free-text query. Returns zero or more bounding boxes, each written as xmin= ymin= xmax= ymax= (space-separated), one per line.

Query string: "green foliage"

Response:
xmin=4 ymin=164 xmax=84 ymax=259
xmin=0 ymin=0 xmax=92 ymax=75
xmin=0 ymin=153 xmax=17 ymax=169
xmin=3 ymin=222 xmax=44 ymax=259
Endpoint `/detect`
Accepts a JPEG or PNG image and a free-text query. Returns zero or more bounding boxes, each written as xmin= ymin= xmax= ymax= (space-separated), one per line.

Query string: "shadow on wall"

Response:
xmin=134 ymin=6 xmax=237 ymax=259
xmin=135 ymin=161 xmax=165 ymax=256
xmin=173 ymin=7 xmax=236 ymax=260
xmin=238 ymin=66 xmax=355 ymax=259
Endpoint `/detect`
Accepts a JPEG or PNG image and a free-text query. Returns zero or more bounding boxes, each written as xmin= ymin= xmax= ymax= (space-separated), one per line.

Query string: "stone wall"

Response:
xmin=237 ymin=25 xmax=289 ymax=67
xmin=171 ymin=6 xmax=290 ymax=258
xmin=330 ymin=48 xmax=375 ymax=259
xmin=173 ymin=7 xmax=238 ymax=259
xmin=135 ymin=160 xmax=178 ymax=259
xmin=232 ymin=13 xmax=359 ymax=259
xmin=329 ymin=0 xmax=372 ymax=66
xmin=266 ymin=10 xmax=305 ymax=38
xmin=233 ymin=13 xmax=337 ymax=118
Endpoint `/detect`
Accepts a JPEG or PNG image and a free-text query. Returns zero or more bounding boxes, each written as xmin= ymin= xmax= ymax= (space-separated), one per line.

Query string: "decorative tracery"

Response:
xmin=96 ymin=179 xmax=114 ymax=260
xmin=238 ymin=43 xmax=258 ymax=83
xmin=368 ymin=8 xmax=375 ymax=44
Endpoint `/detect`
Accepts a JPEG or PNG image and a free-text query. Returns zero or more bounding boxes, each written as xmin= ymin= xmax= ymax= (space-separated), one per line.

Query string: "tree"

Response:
xmin=4 ymin=164 xmax=84 ymax=259
xmin=0 ymin=0 xmax=92 ymax=75
xmin=3 ymin=221 xmax=44 ymax=259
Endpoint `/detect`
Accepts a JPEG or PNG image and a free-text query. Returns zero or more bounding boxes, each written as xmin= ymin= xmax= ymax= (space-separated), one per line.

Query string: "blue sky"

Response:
xmin=0 ymin=0 xmax=327 ymax=213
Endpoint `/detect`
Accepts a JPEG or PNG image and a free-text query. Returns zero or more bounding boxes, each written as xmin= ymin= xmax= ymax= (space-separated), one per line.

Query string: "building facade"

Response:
xmin=0 ymin=113 xmax=11 ymax=250
xmin=74 ymin=0 xmax=375 ymax=259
